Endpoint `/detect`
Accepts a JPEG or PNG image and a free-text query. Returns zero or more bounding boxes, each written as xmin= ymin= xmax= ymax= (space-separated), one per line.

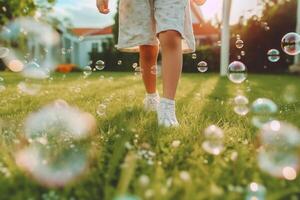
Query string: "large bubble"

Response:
xmin=15 ymin=100 xmax=96 ymax=187
xmin=227 ymin=61 xmax=247 ymax=84
xmin=251 ymin=98 xmax=278 ymax=128
xmin=281 ymin=32 xmax=300 ymax=56
xmin=233 ymin=95 xmax=249 ymax=116
xmin=245 ymin=182 xmax=266 ymax=200
xmin=257 ymin=121 xmax=300 ymax=180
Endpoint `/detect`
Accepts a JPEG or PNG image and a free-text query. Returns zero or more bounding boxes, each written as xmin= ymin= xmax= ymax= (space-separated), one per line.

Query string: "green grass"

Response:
xmin=0 ymin=71 xmax=300 ymax=200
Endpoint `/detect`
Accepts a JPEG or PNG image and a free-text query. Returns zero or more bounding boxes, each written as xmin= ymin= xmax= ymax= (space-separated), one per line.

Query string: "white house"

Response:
xmin=60 ymin=27 xmax=113 ymax=68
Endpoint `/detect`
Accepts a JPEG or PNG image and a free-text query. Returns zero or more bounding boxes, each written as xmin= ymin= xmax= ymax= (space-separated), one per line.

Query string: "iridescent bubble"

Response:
xmin=202 ymin=125 xmax=224 ymax=155
xmin=245 ymin=182 xmax=266 ymax=200
xmin=0 ymin=47 xmax=9 ymax=58
xmin=8 ymin=59 xmax=24 ymax=72
xmin=22 ymin=61 xmax=49 ymax=79
xmin=95 ymin=60 xmax=105 ymax=71
xmin=83 ymin=66 xmax=92 ymax=77
xmin=132 ymin=63 xmax=138 ymax=69
xmin=114 ymin=195 xmax=140 ymax=200
xmin=192 ymin=53 xmax=197 ymax=59
xmin=235 ymin=39 xmax=244 ymax=49
xmin=251 ymin=98 xmax=278 ymax=128
xmin=233 ymin=95 xmax=249 ymax=116
xmin=197 ymin=61 xmax=208 ymax=73
xmin=227 ymin=61 xmax=247 ymax=84
xmin=0 ymin=17 xmax=60 ymax=74
xmin=267 ymin=49 xmax=280 ymax=62
xmin=257 ymin=121 xmax=300 ymax=179
xmin=281 ymin=32 xmax=300 ymax=56
xmin=16 ymin=100 xmax=96 ymax=187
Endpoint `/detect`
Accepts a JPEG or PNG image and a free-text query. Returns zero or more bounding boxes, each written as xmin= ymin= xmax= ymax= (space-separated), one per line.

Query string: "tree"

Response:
xmin=0 ymin=0 xmax=56 ymax=25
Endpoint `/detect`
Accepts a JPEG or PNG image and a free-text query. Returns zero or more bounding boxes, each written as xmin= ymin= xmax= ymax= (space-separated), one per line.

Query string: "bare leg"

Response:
xmin=139 ymin=45 xmax=159 ymax=94
xmin=158 ymin=30 xmax=182 ymax=100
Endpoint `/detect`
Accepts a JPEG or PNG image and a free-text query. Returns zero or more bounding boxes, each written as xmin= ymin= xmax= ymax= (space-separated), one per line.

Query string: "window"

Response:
xmin=92 ymin=43 xmax=99 ymax=52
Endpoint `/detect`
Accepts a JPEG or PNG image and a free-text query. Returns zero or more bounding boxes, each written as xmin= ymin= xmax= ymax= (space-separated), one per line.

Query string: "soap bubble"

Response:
xmin=0 ymin=17 xmax=60 ymax=75
xmin=117 ymin=60 xmax=123 ymax=65
xmin=95 ymin=60 xmax=105 ymax=71
xmin=83 ymin=66 xmax=92 ymax=77
xmin=202 ymin=125 xmax=224 ymax=155
xmin=251 ymin=98 xmax=278 ymax=128
xmin=192 ymin=53 xmax=197 ymax=59
xmin=267 ymin=49 xmax=280 ymax=62
xmin=233 ymin=95 xmax=249 ymax=116
xmin=197 ymin=61 xmax=208 ymax=73
xmin=245 ymin=182 xmax=266 ymax=200
xmin=96 ymin=103 xmax=107 ymax=117
xmin=227 ymin=61 xmax=247 ymax=84
xmin=235 ymin=39 xmax=244 ymax=49
xmin=15 ymin=100 xmax=96 ymax=187
xmin=114 ymin=195 xmax=140 ymax=200
xmin=0 ymin=47 xmax=9 ymax=58
xmin=132 ymin=63 xmax=138 ymax=69
xmin=22 ymin=61 xmax=49 ymax=79
xmin=257 ymin=121 xmax=300 ymax=179
xmin=281 ymin=32 xmax=300 ymax=56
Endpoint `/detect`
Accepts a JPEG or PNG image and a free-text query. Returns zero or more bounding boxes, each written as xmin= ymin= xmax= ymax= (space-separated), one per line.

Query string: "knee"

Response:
xmin=140 ymin=45 xmax=158 ymax=62
xmin=158 ymin=30 xmax=182 ymax=50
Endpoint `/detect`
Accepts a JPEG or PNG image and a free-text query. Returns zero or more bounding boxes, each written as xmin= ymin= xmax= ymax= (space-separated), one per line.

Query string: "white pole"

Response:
xmin=220 ymin=0 xmax=232 ymax=76
xmin=294 ymin=0 xmax=300 ymax=64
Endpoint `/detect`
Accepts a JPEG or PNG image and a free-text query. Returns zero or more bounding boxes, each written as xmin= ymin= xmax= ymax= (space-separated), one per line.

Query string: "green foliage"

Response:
xmin=0 ymin=0 xmax=56 ymax=25
xmin=0 ymin=72 xmax=300 ymax=199
xmin=231 ymin=0 xmax=297 ymax=73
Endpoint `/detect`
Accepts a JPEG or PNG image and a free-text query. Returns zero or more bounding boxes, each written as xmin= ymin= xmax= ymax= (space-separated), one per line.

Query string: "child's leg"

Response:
xmin=158 ymin=30 xmax=183 ymax=100
xmin=139 ymin=45 xmax=159 ymax=94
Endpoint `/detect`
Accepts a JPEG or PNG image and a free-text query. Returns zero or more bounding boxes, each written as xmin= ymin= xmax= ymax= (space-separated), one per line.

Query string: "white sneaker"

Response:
xmin=157 ymin=98 xmax=179 ymax=127
xmin=143 ymin=92 xmax=160 ymax=112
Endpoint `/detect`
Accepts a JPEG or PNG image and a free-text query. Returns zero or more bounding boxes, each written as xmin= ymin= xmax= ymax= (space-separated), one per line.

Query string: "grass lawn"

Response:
xmin=0 ymin=71 xmax=300 ymax=200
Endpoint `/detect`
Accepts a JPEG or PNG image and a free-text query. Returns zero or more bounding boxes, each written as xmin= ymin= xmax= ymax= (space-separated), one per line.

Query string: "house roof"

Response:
xmin=193 ymin=23 xmax=219 ymax=36
xmin=70 ymin=27 xmax=113 ymax=36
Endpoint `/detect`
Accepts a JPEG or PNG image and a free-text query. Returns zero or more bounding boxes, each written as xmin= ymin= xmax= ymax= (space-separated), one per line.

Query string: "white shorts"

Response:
xmin=116 ymin=0 xmax=196 ymax=54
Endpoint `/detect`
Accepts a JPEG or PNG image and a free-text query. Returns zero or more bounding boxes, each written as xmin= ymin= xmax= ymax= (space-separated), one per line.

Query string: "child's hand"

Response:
xmin=96 ymin=0 xmax=110 ymax=14
xmin=193 ymin=0 xmax=206 ymax=6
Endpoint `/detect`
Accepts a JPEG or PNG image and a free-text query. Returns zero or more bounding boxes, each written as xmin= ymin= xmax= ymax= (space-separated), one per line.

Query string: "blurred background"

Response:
xmin=0 ymin=0 xmax=299 ymax=74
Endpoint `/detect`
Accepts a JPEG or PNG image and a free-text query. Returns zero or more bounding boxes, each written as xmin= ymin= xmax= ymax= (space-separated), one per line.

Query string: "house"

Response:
xmin=58 ymin=0 xmax=219 ymax=68
xmin=60 ymin=27 xmax=113 ymax=68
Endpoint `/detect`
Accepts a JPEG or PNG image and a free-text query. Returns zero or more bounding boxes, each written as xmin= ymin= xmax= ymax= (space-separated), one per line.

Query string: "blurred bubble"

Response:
xmin=95 ymin=60 xmax=105 ymax=71
xmin=179 ymin=171 xmax=191 ymax=182
xmin=281 ymin=32 xmax=300 ymax=56
xmin=245 ymin=182 xmax=266 ymax=200
xmin=139 ymin=174 xmax=150 ymax=186
xmin=17 ymin=81 xmax=41 ymax=95
xmin=267 ymin=49 xmax=280 ymax=63
xmin=117 ymin=60 xmax=123 ymax=66
xmin=8 ymin=59 xmax=24 ymax=72
xmin=171 ymin=140 xmax=181 ymax=148
xmin=251 ymin=98 xmax=278 ymax=128
xmin=83 ymin=66 xmax=92 ymax=77
xmin=192 ymin=53 xmax=197 ymax=59
xmin=96 ymin=103 xmax=107 ymax=117
xmin=257 ymin=121 xmax=300 ymax=179
xmin=241 ymin=51 xmax=246 ymax=56
xmin=132 ymin=63 xmax=138 ymax=69
xmin=197 ymin=61 xmax=208 ymax=73
xmin=233 ymin=95 xmax=249 ymax=116
xmin=0 ymin=47 xmax=9 ymax=58
xmin=16 ymin=100 xmax=96 ymax=187
xmin=0 ymin=17 xmax=60 ymax=74
xmin=114 ymin=195 xmax=140 ymax=200
xmin=22 ymin=61 xmax=49 ymax=79
xmin=235 ymin=39 xmax=244 ymax=49
xmin=202 ymin=125 xmax=224 ymax=155
xmin=227 ymin=61 xmax=247 ymax=84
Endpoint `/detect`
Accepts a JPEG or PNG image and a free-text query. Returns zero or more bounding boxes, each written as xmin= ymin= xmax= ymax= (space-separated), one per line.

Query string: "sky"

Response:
xmin=52 ymin=0 xmax=261 ymax=28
